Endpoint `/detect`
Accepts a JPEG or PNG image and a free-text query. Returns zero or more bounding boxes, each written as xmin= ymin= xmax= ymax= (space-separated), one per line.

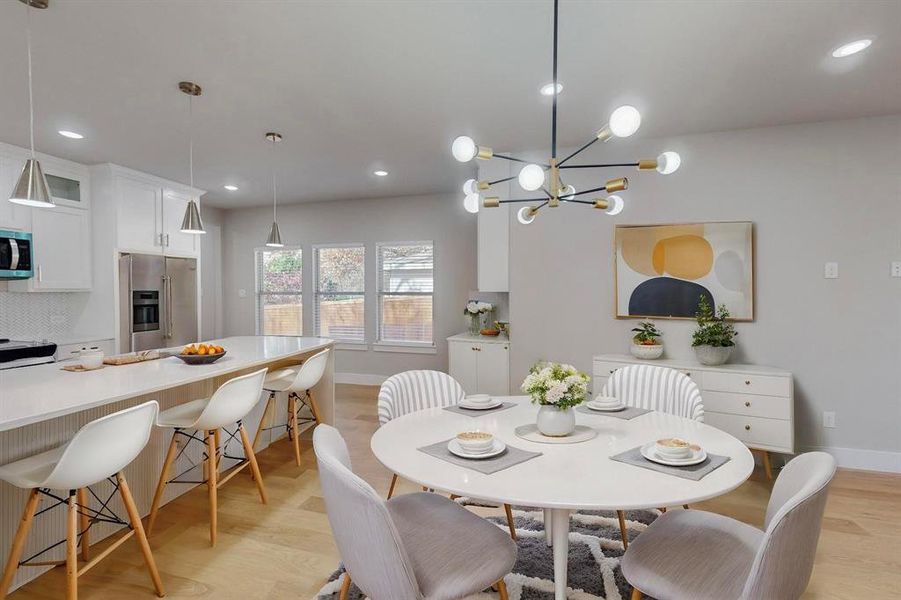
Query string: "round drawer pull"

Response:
xmin=685 ymin=372 xmax=691 ymax=377
xmin=745 ymin=380 xmax=751 ymax=385
xmin=610 ymin=370 xmax=615 ymax=374
xmin=745 ymin=401 xmax=751 ymax=407
xmin=745 ymin=424 xmax=751 ymax=431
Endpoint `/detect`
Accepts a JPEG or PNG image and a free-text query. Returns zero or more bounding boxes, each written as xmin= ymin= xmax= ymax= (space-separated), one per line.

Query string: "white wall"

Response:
xmin=220 ymin=192 xmax=477 ymax=379
xmin=200 ymin=206 xmax=224 ymax=340
xmin=500 ymin=115 xmax=901 ymax=460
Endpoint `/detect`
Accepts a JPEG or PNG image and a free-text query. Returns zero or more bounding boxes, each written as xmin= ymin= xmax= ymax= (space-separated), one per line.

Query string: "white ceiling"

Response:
xmin=0 ymin=0 xmax=898 ymax=209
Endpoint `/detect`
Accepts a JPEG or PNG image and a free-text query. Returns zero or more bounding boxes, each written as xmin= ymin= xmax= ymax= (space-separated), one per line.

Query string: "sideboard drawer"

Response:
xmin=703 ymin=391 xmax=791 ymax=420
xmin=705 ymin=411 xmax=793 ymax=452
xmin=704 ymin=371 xmax=790 ymax=397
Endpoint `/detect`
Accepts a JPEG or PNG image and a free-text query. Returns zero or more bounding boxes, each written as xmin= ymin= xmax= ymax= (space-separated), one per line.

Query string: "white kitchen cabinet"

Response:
xmin=9 ymin=206 xmax=92 ymax=291
xmin=117 ymin=176 xmax=162 ymax=253
xmin=448 ymin=333 xmax=510 ymax=396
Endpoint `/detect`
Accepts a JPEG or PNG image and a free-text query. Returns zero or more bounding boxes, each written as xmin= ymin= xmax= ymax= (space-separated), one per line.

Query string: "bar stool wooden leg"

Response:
xmin=252 ymin=393 xmax=275 ymax=451
xmin=76 ymin=488 xmax=90 ymax=561
xmin=117 ymin=472 xmax=165 ymax=597
xmin=387 ymin=473 xmax=399 ymax=499
xmin=630 ymin=588 xmax=642 ymax=600
xmin=206 ymin=430 xmax=219 ymax=546
xmin=307 ymin=390 xmax=322 ymax=426
xmin=239 ymin=424 xmax=268 ymax=504
xmin=147 ymin=433 xmax=178 ymax=535
xmin=496 ymin=578 xmax=509 ymax=600
xmin=503 ymin=504 xmax=517 ymax=540
xmin=617 ymin=510 xmax=629 ymax=549
xmin=338 ymin=572 xmax=352 ymax=600
xmin=65 ymin=492 xmax=78 ymax=600
xmin=288 ymin=395 xmax=302 ymax=467
xmin=0 ymin=488 xmax=41 ymax=598
xmin=213 ymin=429 xmax=222 ymax=470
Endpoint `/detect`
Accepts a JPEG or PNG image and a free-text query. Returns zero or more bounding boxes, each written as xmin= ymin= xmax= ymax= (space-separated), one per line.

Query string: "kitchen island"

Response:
xmin=0 ymin=335 xmax=335 ymax=592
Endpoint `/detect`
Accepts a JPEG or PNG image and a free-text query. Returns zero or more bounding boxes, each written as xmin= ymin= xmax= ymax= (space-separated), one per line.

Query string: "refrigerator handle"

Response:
xmin=127 ymin=256 xmax=134 ymax=341
xmin=162 ymin=274 xmax=172 ymax=339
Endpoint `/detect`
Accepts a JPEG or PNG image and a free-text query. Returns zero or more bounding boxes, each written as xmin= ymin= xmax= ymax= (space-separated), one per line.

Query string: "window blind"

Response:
xmin=255 ymin=248 xmax=303 ymax=336
xmin=314 ymin=245 xmax=365 ymax=342
xmin=377 ymin=242 xmax=434 ymax=345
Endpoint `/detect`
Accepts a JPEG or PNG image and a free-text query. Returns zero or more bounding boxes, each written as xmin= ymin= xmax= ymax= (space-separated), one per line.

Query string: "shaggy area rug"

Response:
xmin=315 ymin=501 xmax=660 ymax=600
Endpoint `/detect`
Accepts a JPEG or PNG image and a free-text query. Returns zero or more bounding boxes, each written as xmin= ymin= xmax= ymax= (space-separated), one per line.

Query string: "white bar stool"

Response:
xmin=147 ymin=368 xmax=268 ymax=547
xmin=0 ymin=401 xmax=164 ymax=600
xmin=253 ymin=348 xmax=330 ymax=466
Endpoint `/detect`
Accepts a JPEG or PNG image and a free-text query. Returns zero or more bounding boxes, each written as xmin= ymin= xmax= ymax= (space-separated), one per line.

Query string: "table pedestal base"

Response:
xmin=550 ymin=508 xmax=571 ymax=600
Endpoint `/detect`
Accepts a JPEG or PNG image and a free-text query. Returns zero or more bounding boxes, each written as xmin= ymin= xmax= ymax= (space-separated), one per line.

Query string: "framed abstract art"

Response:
xmin=614 ymin=222 xmax=754 ymax=320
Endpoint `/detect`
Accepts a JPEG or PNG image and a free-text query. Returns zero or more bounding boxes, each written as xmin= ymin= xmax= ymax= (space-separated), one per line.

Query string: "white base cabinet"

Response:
xmin=448 ymin=333 xmax=510 ymax=396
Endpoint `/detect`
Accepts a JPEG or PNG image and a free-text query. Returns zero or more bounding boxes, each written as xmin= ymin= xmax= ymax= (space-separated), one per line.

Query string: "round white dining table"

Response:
xmin=370 ymin=396 xmax=754 ymax=600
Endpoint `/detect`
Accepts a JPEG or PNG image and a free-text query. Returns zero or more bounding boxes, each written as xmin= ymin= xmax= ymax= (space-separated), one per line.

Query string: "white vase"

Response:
xmin=536 ymin=405 xmax=576 ymax=437
xmin=630 ymin=343 xmax=663 ymax=360
xmin=694 ymin=344 xmax=734 ymax=366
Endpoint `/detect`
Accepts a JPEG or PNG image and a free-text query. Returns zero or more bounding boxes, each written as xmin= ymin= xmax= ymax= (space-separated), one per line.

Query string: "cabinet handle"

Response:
xmin=745 ymin=380 xmax=751 ymax=385
xmin=685 ymin=372 xmax=691 ymax=377
xmin=745 ymin=424 xmax=751 ymax=431
xmin=745 ymin=401 xmax=751 ymax=407
xmin=609 ymin=369 xmax=615 ymax=374
xmin=37 ymin=265 xmax=42 ymax=282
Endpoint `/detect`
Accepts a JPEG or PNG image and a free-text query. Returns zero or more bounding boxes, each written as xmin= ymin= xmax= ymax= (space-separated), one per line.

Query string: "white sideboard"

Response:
xmin=448 ymin=333 xmax=510 ymax=396
xmin=593 ymin=354 xmax=794 ymax=475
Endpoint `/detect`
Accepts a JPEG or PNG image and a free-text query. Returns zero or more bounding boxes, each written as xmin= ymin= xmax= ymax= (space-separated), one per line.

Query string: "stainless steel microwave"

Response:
xmin=0 ymin=230 xmax=33 ymax=280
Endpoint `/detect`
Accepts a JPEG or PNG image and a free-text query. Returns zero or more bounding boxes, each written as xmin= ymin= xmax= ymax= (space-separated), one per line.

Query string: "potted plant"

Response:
xmin=464 ymin=301 xmax=494 ymax=335
xmin=630 ymin=321 xmax=664 ymax=359
xmin=521 ymin=361 xmax=589 ymax=436
xmin=691 ymin=295 xmax=738 ymax=365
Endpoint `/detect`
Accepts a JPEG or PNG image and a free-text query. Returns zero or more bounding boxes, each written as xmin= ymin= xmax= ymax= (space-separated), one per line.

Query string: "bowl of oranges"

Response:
xmin=176 ymin=343 xmax=227 ymax=365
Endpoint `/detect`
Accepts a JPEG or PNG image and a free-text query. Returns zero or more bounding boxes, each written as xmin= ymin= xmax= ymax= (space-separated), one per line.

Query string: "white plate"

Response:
xmin=458 ymin=399 xmax=503 ymax=410
xmin=448 ymin=438 xmax=507 ymax=459
xmin=640 ymin=442 xmax=707 ymax=466
xmin=586 ymin=402 xmax=626 ymax=412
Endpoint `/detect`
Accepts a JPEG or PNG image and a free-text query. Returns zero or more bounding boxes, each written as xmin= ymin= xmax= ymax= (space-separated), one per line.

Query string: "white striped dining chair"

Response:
xmin=377 ymin=370 xmax=518 ymax=539
xmin=602 ymin=364 xmax=705 ymax=548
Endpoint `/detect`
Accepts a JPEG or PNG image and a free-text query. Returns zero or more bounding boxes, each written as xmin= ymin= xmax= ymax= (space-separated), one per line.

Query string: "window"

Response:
xmin=314 ymin=245 xmax=365 ymax=343
xmin=255 ymin=247 xmax=303 ymax=335
xmin=377 ymin=242 xmax=434 ymax=345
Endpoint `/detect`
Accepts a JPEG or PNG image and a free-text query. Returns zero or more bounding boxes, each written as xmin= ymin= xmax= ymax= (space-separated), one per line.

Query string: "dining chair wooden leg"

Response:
xmin=214 ymin=429 xmax=222 ymax=470
xmin=288 ymin=395 xmax=302 ymax=467
xmin=252 ymin=393 xmax=275 ymax=451
xmin=683 ymin=504 xmax=690 ymax=510
xmin=65 ymin=492 xmax=78 ymax=600
xmin=76 ymin=488 xmax=90 ymax=561
xmin=503 ymin=504 xmax=517 ymax=540
xmin=206 ymin=430 xmax=218 ymax=546
xmin=387 ymin=473 xmax=399 ymax=499
xmin=630 ymin=588 xmax=642 ymax=600
xmin=1 ymin=488 xmax=41 ymax=598
xmin=658 ymin=507 xmax=667 ymax=513
xmin=117 ymin=472 xmax=165 ymax=597
xmin=147 ymin=433 xmax=178 ymax=535
xmin=338 ymin=572 xmax=352 ymax=600
xmin=239 ymin=424 xmax=268 ymax=504
xmin=761 ymin=450 xmax=773 ymax=480
xmin=308 ymin=390 xmax=323 ymax=426
xmin=617 ymin=510 xmax=629 ymax=549
xmin=496 ymin=578 xmax=509 ymax=600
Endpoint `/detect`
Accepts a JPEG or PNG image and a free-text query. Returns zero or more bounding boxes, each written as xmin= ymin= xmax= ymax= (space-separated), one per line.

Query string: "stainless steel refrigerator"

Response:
xmin=118 ymin=253 xmax=198 ymax=352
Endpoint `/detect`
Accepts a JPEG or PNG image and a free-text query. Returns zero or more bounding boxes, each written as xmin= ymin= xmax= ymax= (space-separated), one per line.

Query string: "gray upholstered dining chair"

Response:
xmin=314 ymin=424 xmax=517 ymax=600
xmin=622 ymin=451 xmax=836 ymax=600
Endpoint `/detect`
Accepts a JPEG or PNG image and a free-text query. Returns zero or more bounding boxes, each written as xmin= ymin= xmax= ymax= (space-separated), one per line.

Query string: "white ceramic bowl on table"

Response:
xmin=456 ymin=431 xmax=494 ymax=453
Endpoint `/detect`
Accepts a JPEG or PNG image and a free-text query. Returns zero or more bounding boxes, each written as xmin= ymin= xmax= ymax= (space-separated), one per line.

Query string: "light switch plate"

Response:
xmin=238 ymin=288 xmax=247 ymax=298
xmin=824 ymin=262 xmax=839 ymax=279
xmin=823 ymin=411 xmax=836 ymax=428
xmin=892 ymin=262 xmax=901 ymax=278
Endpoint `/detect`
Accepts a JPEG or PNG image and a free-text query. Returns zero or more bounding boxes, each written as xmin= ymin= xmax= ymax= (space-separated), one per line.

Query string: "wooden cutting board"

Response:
xmin=103 ymin=350 xmax=163 ymax=366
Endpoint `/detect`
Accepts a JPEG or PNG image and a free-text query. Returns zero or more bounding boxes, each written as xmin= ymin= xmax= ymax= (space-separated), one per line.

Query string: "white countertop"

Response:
xmin=447 ymin=332 xmax=510 ymax=344
xmin=0 ymin=336 xmax=334 ymax=432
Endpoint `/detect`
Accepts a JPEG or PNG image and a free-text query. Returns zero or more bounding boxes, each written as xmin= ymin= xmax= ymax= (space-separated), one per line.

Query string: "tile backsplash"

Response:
xmin=0 ymin=288 xmax=92 ymax=342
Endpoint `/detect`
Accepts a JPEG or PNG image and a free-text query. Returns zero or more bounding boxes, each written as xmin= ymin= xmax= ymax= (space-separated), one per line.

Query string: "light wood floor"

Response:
xmin=9 ymin=384 xmax=901 ymax=599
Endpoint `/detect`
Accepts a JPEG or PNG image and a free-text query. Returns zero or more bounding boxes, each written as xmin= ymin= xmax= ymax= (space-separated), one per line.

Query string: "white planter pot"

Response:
xmin=536 ymin=405 xmax=576 ymax=437
xmin=694 ymin=344 xmax=734 ymax=366
xmin=630 ymin=343 xmax=663 ymax=360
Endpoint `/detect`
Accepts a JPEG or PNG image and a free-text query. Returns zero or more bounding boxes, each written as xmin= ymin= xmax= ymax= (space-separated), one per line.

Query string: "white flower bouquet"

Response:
xmin=521 ymin=361 xmax=589 ymax=410
xmin=464 ymin=301 xmax=494 ymax=315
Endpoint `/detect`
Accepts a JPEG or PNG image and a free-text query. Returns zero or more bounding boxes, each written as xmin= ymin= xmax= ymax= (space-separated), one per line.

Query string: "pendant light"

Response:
xmin=9 ymin=0 xmax=53 ymax=208
xmin=178 ymin=81 xmax=205 ymax=234
xmin=265 ymin=132 xmax=284 ymax=247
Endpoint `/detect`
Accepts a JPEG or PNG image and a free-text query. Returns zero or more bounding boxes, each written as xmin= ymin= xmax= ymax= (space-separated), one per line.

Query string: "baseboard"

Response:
xmin=803 ymin=445 xmax=901 ymax=474
xmin=335 ymin=372 xmax=388 ymax=386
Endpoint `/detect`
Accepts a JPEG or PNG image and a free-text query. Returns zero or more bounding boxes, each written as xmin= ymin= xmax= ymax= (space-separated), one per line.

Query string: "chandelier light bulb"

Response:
xmin=605 ymin=194 xmax=624 ymax=216
xmin=517 ymin=206 xmax=537 ymax=225
xmin=463 ymin=178 xmax=480 ymax=195
xmin=463 ymin=193 xmax=480 ymax=214
xmin=656 ymin=151 xmax=681 ymax=175
xmin=518 ymin=163 xmax=545 ymax=191
xmin=609 ymin=105 xmax=641 ymax=138
xmin=561 ymin=184 xmax=576 ymax=200
xmin=452 ymin=136 xmax=478 ymax=162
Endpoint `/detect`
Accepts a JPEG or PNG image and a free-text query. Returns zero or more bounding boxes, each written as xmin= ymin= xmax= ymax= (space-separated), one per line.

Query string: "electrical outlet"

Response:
xmin=823 ymin=411 xmax=836 ymax=428
xmin=824 ymin=262 xmax=839 ymax=279
xmin=238 ymin=288 xmax=247 ymax=298
xmin=892 ymin=262 xmax=901 ymax=278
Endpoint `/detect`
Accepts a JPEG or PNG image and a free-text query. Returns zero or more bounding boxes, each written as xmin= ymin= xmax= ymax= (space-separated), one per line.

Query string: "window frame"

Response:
xmin=254 ymin=245 xmax=304 ymax=336
xmin=375 ymin=240 xmax=436 ymax=350
xmin=312 ymin=242 xmax=366 ymax=344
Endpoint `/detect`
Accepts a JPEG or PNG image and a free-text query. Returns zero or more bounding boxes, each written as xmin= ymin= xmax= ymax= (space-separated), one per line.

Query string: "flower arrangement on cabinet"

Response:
xmin=464 ymin=301 xmax=494 ymax=334
xmin=630 ymin=320 xmax=664 ymax=359
xmin=691 ymin=295 xmax=738 ymax=365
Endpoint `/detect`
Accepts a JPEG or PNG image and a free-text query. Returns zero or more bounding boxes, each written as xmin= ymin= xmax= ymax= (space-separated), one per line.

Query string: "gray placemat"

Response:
xmin=576 ymin=405 xmax=651 ymax=420
xmin=418 ymin=439 xmax=542 ymax=475
xmin=610 ymin=445 xmax=731 ymax=481
xmin=443 ymin=402 xmax=517 ymax=417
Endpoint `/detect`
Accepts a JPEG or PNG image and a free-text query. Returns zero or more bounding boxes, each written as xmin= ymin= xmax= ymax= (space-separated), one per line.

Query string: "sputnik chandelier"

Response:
xmin=451 ymin=0 xmax=681 ymax=224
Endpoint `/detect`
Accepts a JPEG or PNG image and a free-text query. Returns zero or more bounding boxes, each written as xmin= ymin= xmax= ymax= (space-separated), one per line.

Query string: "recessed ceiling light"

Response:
xmin=58 ymin=130 xmax=84 ymax=139
xmin=373 ymin=170 xmax=388 ymax=177
xmin=540 ymin=82 xmax=563 ymax=96
xmin=832 ymin=39 xmax=872 ymax=58
xmin=224 ymin=185 xmax=238 ymax=191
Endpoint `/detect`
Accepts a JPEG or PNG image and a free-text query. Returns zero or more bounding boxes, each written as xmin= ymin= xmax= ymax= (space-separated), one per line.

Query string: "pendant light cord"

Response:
xmin=551 ymin=0 xmax=558 ymax=160
xmin=188 ymin=95 xmax=194 ymax=188
xmin=26 ymin=3 xmax=35 ymax=159
xmin=271 ymin=139 xmax=277 ymax=222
